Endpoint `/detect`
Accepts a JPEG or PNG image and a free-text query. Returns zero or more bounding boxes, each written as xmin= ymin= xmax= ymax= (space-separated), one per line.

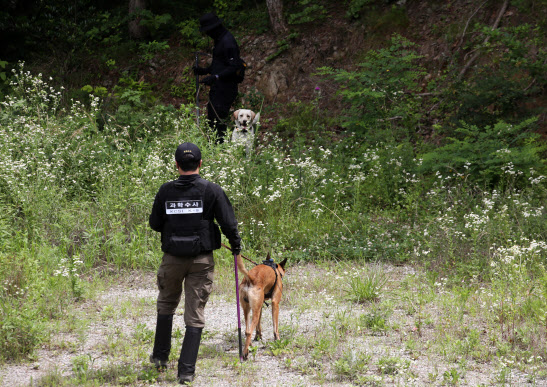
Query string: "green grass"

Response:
xmin=334 ymin=350 xmax=371 ymax=379
xmin=346 ymin=264 xmax=387 ymax=303
xmin=0 ymin=65 xmax=546 ymax=385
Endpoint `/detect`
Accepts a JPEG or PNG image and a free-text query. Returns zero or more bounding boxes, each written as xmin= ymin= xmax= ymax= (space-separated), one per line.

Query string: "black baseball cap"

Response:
xmin=175 ymin=142 xmax=202 ymax=164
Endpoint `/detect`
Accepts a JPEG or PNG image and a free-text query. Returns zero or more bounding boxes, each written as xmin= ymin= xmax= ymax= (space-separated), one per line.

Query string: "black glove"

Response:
xmin=200 ymin=75 xmax=218 ymax=86
xmin=193 ymin=65 xmax=209 ymax=75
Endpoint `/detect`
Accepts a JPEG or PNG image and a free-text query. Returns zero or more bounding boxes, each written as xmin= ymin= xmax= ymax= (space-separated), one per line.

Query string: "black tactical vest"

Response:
xmin=163 ymin=178 xmax=220 ymax=256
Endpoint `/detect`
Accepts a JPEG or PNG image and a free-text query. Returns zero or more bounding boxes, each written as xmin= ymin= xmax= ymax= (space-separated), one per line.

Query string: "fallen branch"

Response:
xmin=378 ymin=116 xmax=403 ymax=122
xmin=523 ymin=58 xmax=547 ymax=92
xmin=458 ymin=0 xmax=489 ymax=48
xmin=458 ymin=0 xmax=509 ymax=79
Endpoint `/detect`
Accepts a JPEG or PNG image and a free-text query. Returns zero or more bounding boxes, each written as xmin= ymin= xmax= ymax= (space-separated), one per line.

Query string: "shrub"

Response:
xmin=0 ymin=305 xmax=44 ymax=361
xmin=420 ymin=118 xmax=546 ymax=189
xmin=317 ymin=35 xmax=426 ymax=143
xmin=287 ymin=0 xmax=327 ymax=25
xmin=138 ymin=40 xmax=170 ymax=62
xmin=346 ymin=0 xmax=373 ymax=20
xmin=135 ymin=10 xmax=173 ymax=39
xmin=451 ymin=23 xmax=547 ymax=127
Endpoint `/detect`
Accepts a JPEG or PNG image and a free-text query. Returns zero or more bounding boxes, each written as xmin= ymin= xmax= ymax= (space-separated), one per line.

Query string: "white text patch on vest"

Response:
xmin=166 ymin=200 xmax=203 ymax=214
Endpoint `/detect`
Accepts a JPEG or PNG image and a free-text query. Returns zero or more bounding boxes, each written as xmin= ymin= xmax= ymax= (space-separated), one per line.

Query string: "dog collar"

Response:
xmin=261 ymin=260 xmax=280 ymax=299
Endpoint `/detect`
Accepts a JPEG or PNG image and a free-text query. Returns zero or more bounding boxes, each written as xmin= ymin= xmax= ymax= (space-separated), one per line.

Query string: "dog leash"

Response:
xmin=221 ymin=243 xmax=259 ymax=265
xmin=232 ymin=252 xmax=243 ymax=362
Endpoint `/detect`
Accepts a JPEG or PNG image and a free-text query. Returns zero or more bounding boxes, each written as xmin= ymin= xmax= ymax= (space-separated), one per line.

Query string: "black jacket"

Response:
xmin=205 ymin=27 xmax=241 ymax=83
xmin=149 ymin=174 xmax=241 ymax=255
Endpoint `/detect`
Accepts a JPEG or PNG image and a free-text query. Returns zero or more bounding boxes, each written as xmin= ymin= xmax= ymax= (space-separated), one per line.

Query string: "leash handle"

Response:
xmin=233 ymin=252 xmax=243 ymax=361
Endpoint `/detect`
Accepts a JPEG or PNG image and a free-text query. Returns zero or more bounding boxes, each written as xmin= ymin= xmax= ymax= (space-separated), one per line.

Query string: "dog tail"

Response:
xmin=236 ymin=254 xmax=250 ymax=281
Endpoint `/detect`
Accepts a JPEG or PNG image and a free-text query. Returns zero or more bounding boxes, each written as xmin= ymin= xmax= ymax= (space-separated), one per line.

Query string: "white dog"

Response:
xmin=232 ymin=109 xmax=260 ymax=156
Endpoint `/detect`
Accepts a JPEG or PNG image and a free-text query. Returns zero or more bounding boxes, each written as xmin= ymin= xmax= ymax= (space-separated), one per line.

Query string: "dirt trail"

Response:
xmin=0 ymin=264 xmax=534 ymax=386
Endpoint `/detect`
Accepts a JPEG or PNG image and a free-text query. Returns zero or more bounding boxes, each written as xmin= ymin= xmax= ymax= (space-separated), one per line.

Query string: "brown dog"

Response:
xmin=236 ymin=253 xmax=287 ymax=360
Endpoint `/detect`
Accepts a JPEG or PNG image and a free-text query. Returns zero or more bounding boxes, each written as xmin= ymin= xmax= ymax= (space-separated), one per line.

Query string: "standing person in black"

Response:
xmin=148 ymin=142 xmax=241 ymax=384
xmin=194 ymin=13 xmax=242 ymax=143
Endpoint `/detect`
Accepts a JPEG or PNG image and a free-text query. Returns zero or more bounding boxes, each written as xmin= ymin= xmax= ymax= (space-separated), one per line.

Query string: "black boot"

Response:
xmin=177 ymin=326 xmax=203 ymax=384
xmin=150 ymin=314 xmax=173 ymax=370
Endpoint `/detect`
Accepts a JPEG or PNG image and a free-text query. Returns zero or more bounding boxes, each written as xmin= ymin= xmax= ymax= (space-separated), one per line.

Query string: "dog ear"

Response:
xmin=278 ymin=258 xmax=287 ymax=269
xmin=266 ymin=252 xmax=271 ymax=261
xmin=233 ymin=110 xmax=240 ymax=120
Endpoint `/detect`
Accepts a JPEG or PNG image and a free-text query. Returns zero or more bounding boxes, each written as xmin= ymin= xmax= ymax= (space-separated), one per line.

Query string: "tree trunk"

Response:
xmin=128 ymin=0 xmax=148 ymax=40
xmin=266 ymin=0 xmax=288 ymax=35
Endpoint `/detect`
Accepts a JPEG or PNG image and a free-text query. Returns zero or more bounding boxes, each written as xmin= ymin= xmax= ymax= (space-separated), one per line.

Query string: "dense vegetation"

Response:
xmin=0 ymin=0 xmax=546 ymax=380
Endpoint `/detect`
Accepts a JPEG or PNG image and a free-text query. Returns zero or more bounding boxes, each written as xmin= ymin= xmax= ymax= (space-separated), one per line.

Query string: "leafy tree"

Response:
xmin=317 ymin=35 xmax=426 ymax=143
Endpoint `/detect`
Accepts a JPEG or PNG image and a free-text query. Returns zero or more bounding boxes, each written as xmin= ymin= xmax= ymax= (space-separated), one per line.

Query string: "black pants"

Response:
xmin=207 ymin=81 xmax=238 ymax=143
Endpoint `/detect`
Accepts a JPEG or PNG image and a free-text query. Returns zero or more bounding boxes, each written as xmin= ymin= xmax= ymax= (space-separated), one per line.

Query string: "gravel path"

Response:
xmin=0 ymin=264 xmax=537 ymax=386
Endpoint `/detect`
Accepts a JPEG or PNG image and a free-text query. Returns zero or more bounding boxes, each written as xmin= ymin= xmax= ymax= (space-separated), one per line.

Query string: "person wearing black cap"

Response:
xmin=194 ymin=12 xmax=243 ymax=143
xmin=148 ymin=142 xmax=241 ymax=384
